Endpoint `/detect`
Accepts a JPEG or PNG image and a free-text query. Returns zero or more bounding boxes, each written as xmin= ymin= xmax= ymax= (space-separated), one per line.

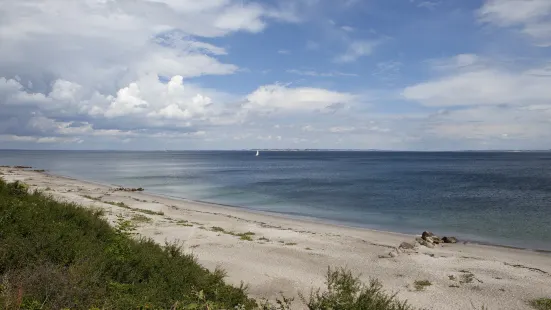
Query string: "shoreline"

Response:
xmin=1 ymin=166 xmax=551 ymax=310
xmin=19 ymin=169 xmax=551 ymax=254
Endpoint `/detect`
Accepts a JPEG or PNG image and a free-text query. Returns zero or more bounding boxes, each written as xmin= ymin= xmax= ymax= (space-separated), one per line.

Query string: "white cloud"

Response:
xmin=286 ymin=69 xmax=358 ymax=77
xmin=0 ymin=0 xmax=304 ymax=147
xmin=427 ymin=54 xmax=480 ymax=71
xmin=329 ymin=126 xmax=355 ymax=133
xmin=244 ymin=84 xmax=356 ymax=112
xmin=341 ymin=26 xmax=355 ymax=32
xmin=334 ymin=40 xmax=378 ymax=63
xmin=403 ymin=57 xmax=551 ymax=107
xmin=417 ymin=1 xmax=441 ymax=10
xmin=478 ymin=0 xmax=551 ymax=46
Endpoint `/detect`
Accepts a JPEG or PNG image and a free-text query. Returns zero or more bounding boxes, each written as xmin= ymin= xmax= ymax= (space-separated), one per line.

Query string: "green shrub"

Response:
xmin=531 ymin=298 xmax=551 ymax=310
xmin=413 ymin=280 xmax=432 ymax=291
xmin=0 ymin=179 xmax=255 ymax=309
xmin=301 ymin=267 xmax=417 ymax=310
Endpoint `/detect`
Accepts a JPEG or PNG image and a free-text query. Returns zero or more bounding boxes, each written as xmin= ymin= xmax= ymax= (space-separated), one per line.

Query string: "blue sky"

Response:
xmin=1 ymin=0 xmax=551 ymax=150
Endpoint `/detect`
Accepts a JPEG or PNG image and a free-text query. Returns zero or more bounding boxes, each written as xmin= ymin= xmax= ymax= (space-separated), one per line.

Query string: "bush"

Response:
xmin=531 ymin=298 xmax=551 ymax=310
xmin=301 ymin=267 xmax=417 ymax=310
xmin=0 ymin=179 xmax=256 ymax=309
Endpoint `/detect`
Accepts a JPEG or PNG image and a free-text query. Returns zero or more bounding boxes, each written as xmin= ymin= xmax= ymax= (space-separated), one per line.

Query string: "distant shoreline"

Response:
xmin=1 ymin=149 xmax=551 ymax=152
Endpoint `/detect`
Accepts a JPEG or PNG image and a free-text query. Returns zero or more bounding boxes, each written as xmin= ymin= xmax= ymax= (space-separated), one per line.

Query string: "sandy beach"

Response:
xmin=1 ymin=166 xmax=550 ymax=310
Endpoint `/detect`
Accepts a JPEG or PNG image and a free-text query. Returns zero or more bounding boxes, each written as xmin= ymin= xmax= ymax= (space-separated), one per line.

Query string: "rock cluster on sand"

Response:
xmin=417 ymin=231 xmax=458 ymax=248
xmin=384 ymin=232 xmax=460 ymax=258
xmin=114 ymin=187 xmax=144 ymax=192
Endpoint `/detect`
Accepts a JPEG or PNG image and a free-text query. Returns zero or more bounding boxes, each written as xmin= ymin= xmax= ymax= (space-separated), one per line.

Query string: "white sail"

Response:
xmin=255 ymin=150 xmax=259 ymax=156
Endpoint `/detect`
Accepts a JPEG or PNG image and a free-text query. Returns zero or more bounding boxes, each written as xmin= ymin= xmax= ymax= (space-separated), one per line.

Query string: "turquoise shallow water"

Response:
xmin=1 ymin=150 xmax=550 ymax=251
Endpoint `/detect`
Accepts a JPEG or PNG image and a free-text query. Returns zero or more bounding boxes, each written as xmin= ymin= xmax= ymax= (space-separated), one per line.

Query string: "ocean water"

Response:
xmin=1 ymin=150 xmax=550 ymax=251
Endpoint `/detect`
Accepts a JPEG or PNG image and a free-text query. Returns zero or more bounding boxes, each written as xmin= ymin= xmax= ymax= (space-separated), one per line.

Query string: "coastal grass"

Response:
xmin=301 ymin=267 xmax=418 ymax=310
xmin=413 ymin=280 xmax=432 ymax=291
xmin=131 ymin=213 xmax=152 ymax=223
xmin=210 ymin=227 xmax=256 ymax=241
xmin=82 ymin=194 xmax=164 ymax=216
xmin=530 ymin=298 xmax=551 ymax=310
xmin=0 ymin=179 xmax=255 ymax=309
xmin=0 ymin=178 xmax=424 ymax=310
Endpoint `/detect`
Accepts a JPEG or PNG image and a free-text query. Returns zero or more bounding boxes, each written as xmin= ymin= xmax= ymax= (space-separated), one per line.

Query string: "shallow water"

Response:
xmin=1 ymin=150 xmax=550 ymax=250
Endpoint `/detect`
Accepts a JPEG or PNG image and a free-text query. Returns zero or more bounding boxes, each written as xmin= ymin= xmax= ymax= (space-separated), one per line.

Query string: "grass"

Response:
xmin=0 ymin=179 xmax=256 ymax=309
xmin=239 ymin=234 xmax=253 ymax=241
xmin=211 ymin=226 xmax=226 ymax=233
xmin=176 ymin=220 xmax=193 ymax=227
xmin=413 ymin=280 xmax=432 ymax=291
xmin=258 ymin=237 xmax=270 ymax=242
xmin=460 ymin=273 xmax=475 ymax=284
xmin=131 ymin=214 xmax=152 ymax=223
xmin=133 ymin=208 xmax=164 ymax=216
xmin=209 ymin=227 xmax=256 ymax=241
xmin=284 ymin=242 xmax=297 ymax=246
xmin=106 ymin=201 xmax=129 ymax=208
xmin=301 ymin=267 xmax=418 ymax=310
xmin=530 ymin=298 xmax=551 ymax=310
xmin=82 ymin=194 xmax=164 ymax=216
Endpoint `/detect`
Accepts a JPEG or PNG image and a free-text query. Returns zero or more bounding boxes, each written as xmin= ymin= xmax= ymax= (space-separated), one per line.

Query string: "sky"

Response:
xmin=1 ymin=0 xmax=551 ymax=151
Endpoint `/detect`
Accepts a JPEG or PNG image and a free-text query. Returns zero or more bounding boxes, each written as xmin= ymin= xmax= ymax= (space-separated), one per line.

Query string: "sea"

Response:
xmin=1 ymin=150 xmax=550 ymax=251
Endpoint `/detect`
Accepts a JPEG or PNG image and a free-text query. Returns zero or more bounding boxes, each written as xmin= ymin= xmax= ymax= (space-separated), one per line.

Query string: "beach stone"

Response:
xmin=389 ymin=250 xmax=399 ymax=258
xmin=443 ymin=236 xmax=458 ymax=244
xmin=419 ymin=240 xmax=435 ymax=248
xmin=422 ymin=231 xmax=434 ymax=240
xmin=415 ymin=237 xmax=425 ymax=244
xmin=399 ymin=242 xmax=415 ymax=250
xmin=432 ymin=237 xmax=442 ymax=244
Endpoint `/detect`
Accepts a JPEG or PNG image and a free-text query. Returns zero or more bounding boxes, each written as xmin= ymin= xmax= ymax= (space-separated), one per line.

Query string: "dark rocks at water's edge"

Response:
xmin=114 ymin=187 xmax=145 ymax=192
xmin=442 ymin=236 xmax=458 ymax=244
xmin=417 ymin=231 xmax=458 ymax=248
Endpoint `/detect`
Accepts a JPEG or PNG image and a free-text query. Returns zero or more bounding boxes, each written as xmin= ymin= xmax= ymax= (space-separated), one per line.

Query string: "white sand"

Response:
xmin=1 ymin=167 xmax=550 ymax=310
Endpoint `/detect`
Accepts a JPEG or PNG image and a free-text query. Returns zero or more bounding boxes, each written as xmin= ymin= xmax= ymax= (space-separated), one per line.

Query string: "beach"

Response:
xmin=1 ymin=166 xmax=550 ymax=310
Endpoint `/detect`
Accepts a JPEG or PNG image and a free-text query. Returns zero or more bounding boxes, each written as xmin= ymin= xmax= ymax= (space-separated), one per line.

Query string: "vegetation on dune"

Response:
xmin=300 ymin=267 xmax=418 ymax=310
xmin=0 ymin=178 xmax=422 ymax=310
xmin=531 ymin=298 xmax=551 ymax=310
xmin=0 ymin=179 xmax=255 ymax=309
xmin=413 ymin=280 xmax=432 ymax=291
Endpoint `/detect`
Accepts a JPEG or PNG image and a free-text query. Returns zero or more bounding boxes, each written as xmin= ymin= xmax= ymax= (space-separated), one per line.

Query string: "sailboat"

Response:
xmin=255 ymin=150 xmax=260 ymax=156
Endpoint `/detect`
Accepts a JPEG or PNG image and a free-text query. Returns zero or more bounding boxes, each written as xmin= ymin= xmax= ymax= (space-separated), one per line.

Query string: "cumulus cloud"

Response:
xmin=0 ymin=0 xmax=302 ymax=147
xmin=244 ymin=84 xmax=356 ymax=112
xmin=478 ymin=0 xmax=551 ymax=46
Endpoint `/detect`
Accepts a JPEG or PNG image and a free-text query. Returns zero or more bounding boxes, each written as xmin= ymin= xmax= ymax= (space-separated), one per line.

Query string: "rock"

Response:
xmin=431 ymin=237 xmax=442 ymax=244
xmin=114 ymin=187 xmax=145 ymax=192
xmin=399 ymin=242 xmax=415 ymax=250
xmin=389 ymin=250 xmax=399 ymax=258
xmin=415 ymin=237 xmax=425 ymax=244
xmin=421 ymin=231 xmax=434 ymax=240
xmin=420 ymin=240 xmax=435 ymax=248
xmin=443 ymin=236 xmax=457 ymax=243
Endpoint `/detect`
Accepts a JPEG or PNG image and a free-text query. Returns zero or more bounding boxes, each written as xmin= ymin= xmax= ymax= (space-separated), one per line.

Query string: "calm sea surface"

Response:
xmin=1 ymin=150 xmax=550 ymax=251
